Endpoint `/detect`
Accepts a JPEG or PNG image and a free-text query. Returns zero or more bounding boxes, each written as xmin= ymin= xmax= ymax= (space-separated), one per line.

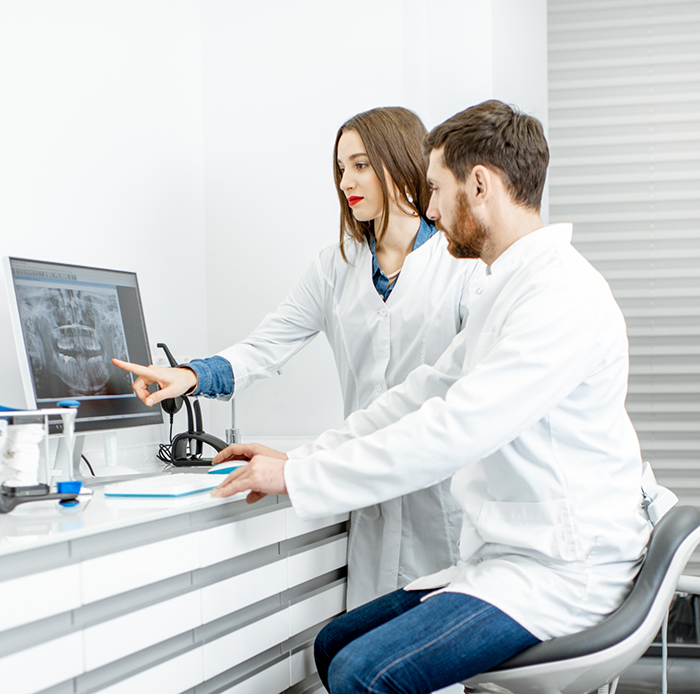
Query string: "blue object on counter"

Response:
xmin=208 ymin=463 xmax=244 ymax=475
xmin=57 ymin=400 xmax=81 ymax=408
xmin=58 ymin=480 xmax=81 ymax=507
xmin=57 ymin=481 xmax=82 ymax=494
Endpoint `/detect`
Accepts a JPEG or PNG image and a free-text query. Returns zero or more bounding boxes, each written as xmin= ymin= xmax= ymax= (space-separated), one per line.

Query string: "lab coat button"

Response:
xmin=376 ymin=384 xmax=383 ymax=392
xmin=476 ymin=288 xmax=483 ymax=295
xmin=379 ymin=308 xmax=388 ymax=316
xmin=398 ymin=567 xmax=405 ymax=576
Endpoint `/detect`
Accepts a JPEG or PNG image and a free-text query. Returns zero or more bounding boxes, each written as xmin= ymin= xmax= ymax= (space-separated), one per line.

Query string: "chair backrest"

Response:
xmin=492 ymin=505 xmax=700 ymax=670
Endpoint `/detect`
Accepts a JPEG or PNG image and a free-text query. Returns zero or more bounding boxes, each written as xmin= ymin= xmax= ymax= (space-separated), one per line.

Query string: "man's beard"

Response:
xmin=437 ymin=190 xmax=490 ymax=259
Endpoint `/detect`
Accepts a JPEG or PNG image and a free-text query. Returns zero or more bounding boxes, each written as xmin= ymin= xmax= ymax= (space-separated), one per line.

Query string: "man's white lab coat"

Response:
xmin=218 ymin=232 xmax=483 ymax=608
xmin=285 ymin=224 xmax=651 ymax=640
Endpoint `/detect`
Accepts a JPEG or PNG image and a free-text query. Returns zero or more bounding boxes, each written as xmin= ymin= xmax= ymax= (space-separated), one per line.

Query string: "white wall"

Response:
xmin=0 ymin=0 xmax=548 ymax=456
xmin=0 ymin=1 xmax=207 ymax=462
xmin=492 ymin=0 xmax=549 ymax=223
xmin=201 ymin=0 xmax=548 ymax=445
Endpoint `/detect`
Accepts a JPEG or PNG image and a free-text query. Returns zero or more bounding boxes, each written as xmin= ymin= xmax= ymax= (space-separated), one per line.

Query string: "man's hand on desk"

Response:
xmin=210 ymin=443 xmax=289 ymax=503
xmin=112 ymin=359 xmax=197 ymax=406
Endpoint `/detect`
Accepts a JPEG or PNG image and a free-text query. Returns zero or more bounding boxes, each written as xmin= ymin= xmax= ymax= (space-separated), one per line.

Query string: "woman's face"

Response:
xmin=337 ymin=130 xmax=385 ymax=223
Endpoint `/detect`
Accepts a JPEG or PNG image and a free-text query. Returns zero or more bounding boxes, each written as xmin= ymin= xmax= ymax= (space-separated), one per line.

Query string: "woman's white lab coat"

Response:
xmin=218 ymin=231 xmax=483 ymax=608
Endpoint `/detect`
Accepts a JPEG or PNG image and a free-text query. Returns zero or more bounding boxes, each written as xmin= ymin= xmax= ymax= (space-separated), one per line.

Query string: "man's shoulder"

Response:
xmin=418 ymin=231 xmax=484 ymax=277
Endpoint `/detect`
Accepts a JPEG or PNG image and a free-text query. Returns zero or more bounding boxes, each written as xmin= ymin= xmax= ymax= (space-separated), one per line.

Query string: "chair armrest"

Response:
xmin=677 ymin=575 xmax=700 ymax=595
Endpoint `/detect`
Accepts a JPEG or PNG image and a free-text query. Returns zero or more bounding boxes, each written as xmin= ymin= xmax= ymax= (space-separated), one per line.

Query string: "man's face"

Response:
xmin=426 ymin=148 xmax=489 ymax=260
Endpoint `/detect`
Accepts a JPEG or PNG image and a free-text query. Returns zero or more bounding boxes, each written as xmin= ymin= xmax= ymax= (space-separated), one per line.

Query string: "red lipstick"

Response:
xmin=348 ymin=196 xmax=364 ymax=207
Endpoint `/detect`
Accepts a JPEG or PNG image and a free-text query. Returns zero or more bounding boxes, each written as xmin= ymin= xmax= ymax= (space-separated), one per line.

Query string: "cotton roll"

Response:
xmin=2 ymin=424 xmax=45 ymax=484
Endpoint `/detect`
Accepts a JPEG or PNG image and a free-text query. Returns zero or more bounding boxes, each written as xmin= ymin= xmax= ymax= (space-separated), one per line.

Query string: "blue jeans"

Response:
xmin=314 ymin=589 xmax=539 ymax=694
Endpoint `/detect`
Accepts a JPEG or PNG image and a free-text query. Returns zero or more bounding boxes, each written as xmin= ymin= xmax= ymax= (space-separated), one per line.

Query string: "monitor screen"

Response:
xmin=5 ymin=257 xmax=163 ymax=434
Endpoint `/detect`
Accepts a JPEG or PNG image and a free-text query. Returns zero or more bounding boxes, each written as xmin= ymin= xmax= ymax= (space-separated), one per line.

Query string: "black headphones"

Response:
xmin=157 ymin=343 xmax=227 ymax=466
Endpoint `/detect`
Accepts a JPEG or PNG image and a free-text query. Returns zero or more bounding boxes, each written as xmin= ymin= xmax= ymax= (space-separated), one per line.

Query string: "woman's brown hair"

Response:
xmin=334 ymin=107 xmax=430 ymax=262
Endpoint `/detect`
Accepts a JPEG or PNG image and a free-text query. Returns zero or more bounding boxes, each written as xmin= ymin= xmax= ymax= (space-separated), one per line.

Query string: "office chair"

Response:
xmin=462 ymin=505 xmax=700 ymax=694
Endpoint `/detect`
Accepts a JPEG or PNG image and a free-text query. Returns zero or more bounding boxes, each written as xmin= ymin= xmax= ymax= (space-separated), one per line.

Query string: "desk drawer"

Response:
xmin=0 ymin=564 xmax=81 ymax=631
xmin=202 ymin=558 xmax=288 ymax=623
xmin=221 ymin=656 xmax=290 ymax=693
xmin=200 ymin=509 xmax=287 ymax=566
xmin=84 ymin=591 xmax=201 ymax=670
xmin=81 ymin=532 xmax=200 ymax=603
xmin=94 ymin=648 xmax=203 ymax=694
xmin=203 ymin=608 xmax=289 ymax=680
xmin=290 ymin=583 xmax=346 ymax=637
xmin=288 ymin=536 xmax=348 ymax=587
xmin=285 ymin=508 xmax=349 ymax=538
xmin=291 ymin=644 xmax=316 ymax=687
xmin=0 ymin=632 xmax=83 ymax=694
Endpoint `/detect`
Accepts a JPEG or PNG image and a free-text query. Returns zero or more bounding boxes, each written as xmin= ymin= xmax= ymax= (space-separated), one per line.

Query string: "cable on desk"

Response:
xmin=81 ymin=454 xmax=95 ymax=477
xmin=157 ymin=443 xmax=174 ymax=464
xmin=156 ymin=414 xmax=176 ymax=464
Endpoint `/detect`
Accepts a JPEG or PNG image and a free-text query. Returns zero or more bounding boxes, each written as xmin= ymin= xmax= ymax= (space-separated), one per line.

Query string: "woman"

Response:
xmin=115 ymin=106 xmax=483 ymax=609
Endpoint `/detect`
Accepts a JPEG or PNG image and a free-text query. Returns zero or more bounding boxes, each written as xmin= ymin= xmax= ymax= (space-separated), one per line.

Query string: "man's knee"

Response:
xmin=314 ymin=617 xmax=345 ymax=669
xmin=327 ymin=646 xmax=366 ymax=694
xmin=326 ymin=640 xmax=395 ymax=694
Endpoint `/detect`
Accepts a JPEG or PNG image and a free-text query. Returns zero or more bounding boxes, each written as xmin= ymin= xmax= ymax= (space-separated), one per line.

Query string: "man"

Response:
xmin=215 ymin=101 xmax=652 ymax=692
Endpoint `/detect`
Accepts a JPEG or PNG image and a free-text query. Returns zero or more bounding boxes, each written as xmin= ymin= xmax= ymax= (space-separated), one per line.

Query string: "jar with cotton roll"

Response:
xmin=0 ymin=410 xmax=84 ymax=513
xmin=0 ymin=414 xmax=51 ymax=494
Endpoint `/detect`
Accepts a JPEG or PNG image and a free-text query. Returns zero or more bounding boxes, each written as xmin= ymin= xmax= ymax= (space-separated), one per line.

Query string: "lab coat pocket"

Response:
xmin=476 ymin=499 xmax=581 ymax=563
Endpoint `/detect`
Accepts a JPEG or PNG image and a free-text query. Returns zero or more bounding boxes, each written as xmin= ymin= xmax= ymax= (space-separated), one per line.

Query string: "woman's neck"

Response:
xmin=374 ymin=210 xmax=422 ymax=277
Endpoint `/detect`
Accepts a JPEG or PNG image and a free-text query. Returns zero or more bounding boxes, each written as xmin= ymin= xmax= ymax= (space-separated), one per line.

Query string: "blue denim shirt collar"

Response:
xmin=370 ymin=217 xmax=438 ymax=302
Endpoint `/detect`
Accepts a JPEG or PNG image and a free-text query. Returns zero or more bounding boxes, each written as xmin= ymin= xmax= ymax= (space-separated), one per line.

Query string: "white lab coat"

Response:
xmin=285 ymin=224 xmax=651 ymax=640
xmin=218 ymin=232 xmax=484 ymax=608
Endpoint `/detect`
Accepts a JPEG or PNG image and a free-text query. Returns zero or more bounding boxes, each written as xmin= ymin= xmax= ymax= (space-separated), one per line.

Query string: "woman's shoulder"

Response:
xmin=315 ymin=238 xmax=370 ymax=272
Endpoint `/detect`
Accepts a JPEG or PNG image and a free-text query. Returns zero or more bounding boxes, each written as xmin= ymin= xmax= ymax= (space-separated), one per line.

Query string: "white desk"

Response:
xmin=0 ymin=482 xmax=348 ymax=694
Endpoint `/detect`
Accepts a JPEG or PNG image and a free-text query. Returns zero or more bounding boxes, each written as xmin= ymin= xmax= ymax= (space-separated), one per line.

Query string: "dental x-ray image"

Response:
xmin=15 ymin=285 xmax=133 ymax=400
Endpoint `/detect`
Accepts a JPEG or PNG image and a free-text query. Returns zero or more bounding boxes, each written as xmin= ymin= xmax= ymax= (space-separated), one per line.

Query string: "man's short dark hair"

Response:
xmin=425 ymin=100 xmax=549 ymax=211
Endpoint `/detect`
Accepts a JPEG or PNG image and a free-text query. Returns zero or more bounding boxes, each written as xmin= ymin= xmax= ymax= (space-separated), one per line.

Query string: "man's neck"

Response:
xmin=482 ymin=208 xmax=543 ymax=266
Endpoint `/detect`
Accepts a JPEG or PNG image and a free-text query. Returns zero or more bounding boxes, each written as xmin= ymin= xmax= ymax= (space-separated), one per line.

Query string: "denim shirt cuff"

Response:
xmin=183 ymin=356 xmax=234 ymax=398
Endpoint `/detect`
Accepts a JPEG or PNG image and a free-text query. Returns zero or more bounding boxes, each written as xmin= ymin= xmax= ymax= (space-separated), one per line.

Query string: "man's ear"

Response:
xmin=471 ymin=165 xmax=491 ymax=203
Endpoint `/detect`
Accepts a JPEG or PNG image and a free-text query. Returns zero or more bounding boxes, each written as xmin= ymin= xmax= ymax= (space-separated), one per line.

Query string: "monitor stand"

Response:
xmin=92 ymin=432 xmax=140 ymax=477
xmin=53 ymin=432 xmax=142 ymax=482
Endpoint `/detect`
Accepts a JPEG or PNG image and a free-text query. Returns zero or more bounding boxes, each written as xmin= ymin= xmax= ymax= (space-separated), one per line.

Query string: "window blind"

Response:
xmin=548 ymin=0 xmax=700 ymax=574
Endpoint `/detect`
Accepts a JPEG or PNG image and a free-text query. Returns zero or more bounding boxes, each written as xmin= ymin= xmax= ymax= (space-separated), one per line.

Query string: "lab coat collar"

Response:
xmin=486 ymin=223 xmax=574 ymax=276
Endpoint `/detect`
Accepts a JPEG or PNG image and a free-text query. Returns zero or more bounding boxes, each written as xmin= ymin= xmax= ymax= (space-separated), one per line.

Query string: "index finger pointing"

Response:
xmin=112 ymin=359 xmax=153 ymax=378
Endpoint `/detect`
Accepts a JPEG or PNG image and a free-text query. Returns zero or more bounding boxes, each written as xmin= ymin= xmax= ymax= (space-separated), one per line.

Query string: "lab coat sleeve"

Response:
xmin=286 ymin=331 xmax=467 ymax=459
xmin=217 ymin=254 xmax=330 ymax=394
xmin=285 ymin=278 xmax=621 ymax=519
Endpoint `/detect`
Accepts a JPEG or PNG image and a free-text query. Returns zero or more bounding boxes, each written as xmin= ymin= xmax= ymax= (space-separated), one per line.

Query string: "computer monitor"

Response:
xmin=4 ymin=257 xmax=163 ymax=435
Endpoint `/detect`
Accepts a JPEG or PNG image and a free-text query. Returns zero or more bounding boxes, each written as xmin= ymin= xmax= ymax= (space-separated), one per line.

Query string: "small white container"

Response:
xmin=0 ymin=408 xmax=73 ymax=488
